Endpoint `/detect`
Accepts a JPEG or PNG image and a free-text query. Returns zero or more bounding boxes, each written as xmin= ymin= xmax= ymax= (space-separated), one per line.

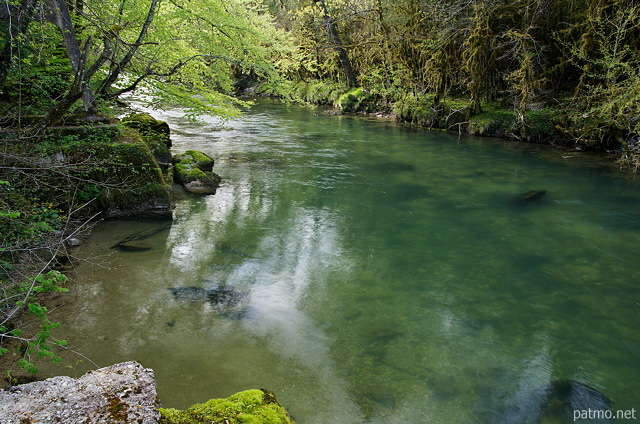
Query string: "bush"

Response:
xmin=525 ymin=108 xmax=564 ymax=143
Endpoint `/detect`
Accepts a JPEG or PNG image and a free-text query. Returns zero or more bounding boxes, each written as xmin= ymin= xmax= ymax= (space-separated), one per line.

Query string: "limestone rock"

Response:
xmin=0 ymin=361 xmax=160 ymax=424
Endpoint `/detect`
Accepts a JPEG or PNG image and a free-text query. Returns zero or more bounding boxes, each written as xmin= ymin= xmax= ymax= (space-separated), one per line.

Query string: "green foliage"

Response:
xmin=77 ymin=184 xmax=101 ymax=204
xmin=275 ymin=0 xmax=638 ymax=155
xmin=0 ymin=192 xmax=67 ymax=249
xmin=1 ymin=0 xmax=298 ymax=125
xmin=291 ymin=80 xmax=346 ymax=105
xmin=1 ymin=271 xmax=68 ymax=374
xmin=468 ymin=107 xmax=517 ymax=138
xmin=159 ymin=389 xmax=295 ymax=424
xmin=564 ymin=3 xmax=640 ymax=149
xmin=1 ymin=28 xmax=72 ymax=115
xmin=524 ymin=108 xmax=564 ymax=143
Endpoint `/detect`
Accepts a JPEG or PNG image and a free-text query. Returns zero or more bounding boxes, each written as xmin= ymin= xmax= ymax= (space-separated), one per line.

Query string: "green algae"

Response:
xmin=159 ymin=389 xmax=296 ymax=424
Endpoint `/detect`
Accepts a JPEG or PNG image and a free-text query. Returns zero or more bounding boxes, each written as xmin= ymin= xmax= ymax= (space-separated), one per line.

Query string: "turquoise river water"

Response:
xmin=43 ymin=99 xmax=639 ymax=423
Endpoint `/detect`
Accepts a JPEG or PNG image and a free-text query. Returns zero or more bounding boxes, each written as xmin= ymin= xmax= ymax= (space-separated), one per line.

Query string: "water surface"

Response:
xmin=46 ymin=99 xmax=640 ymax=423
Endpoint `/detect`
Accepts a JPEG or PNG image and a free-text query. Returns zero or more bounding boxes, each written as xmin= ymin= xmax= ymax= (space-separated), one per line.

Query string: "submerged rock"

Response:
xmin=169 ymin=285 xmax=248 ymax=318
xmin=501 ymin=379 xmax=612 ymax=423
xmin=169 ymin=286 xmax=208 ymax=302
xmin=111 ymin=222 xmax=172 ymax=250
xmin=117 ymin=240 xmax=153 ymax=251
xmin=537 ymin=380 xmax=612 ymax=423
xmin=363 ymin=390 xmax=396 ymax=410
xmin=513 ymin=190 xmax=547 ymax=204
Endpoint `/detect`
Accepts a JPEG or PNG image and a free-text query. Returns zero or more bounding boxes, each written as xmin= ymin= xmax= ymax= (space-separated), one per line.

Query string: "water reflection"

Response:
xmin=30 ymin=99 xmax=640 ymax=424
xmin=164 ymin=171 xmax=362 ymax=420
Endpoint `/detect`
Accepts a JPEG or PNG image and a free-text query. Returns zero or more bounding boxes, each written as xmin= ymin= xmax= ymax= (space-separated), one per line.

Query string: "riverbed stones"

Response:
xmin=169 ymin=285 xmax=248 ymax=318
xmin=0 ymin=361 xmax=160 ymax=424
xmin=172 ymin=150 xmax=222 ymax=194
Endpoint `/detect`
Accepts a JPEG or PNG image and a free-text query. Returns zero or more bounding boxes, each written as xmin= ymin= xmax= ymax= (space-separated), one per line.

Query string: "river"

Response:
xmin=44 ymin=98 xmax=639 ymax=423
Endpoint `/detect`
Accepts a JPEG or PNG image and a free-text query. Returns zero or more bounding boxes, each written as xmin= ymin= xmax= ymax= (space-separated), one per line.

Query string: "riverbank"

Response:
xmin=4 ymin=99 xmax=640 ymax=422
xmin=0 ymin=113 xmax=221 ymax=379
xmin=280 ymin=80 xmax=638 ymax=171
xmin=0 ymin=361 xmax=296 ymax=424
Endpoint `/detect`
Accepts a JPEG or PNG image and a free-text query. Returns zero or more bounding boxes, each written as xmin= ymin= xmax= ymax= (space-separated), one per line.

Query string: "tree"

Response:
xmin=0 ymin=0 xmax=297 ymax=129
xmin=314 ymin=0 xmax=356 ymax=86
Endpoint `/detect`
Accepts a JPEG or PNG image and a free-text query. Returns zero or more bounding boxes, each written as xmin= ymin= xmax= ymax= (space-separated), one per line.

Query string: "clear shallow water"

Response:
xmin=44 ymin=99 xmax=639 ymax=423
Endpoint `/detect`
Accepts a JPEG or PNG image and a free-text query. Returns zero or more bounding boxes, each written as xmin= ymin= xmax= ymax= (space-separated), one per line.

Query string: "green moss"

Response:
xmin=47 ymin=127 xmax=171 ymax=215
xmin=173 ymin=150 xmax=215 ymax=171
xmin=336 ymin=87 xmax=376 ymax=113
xmin=122 ymin=113 xmax=172 ymax=164
xmin=392 ymin=93 xmax=470 ymax=128
xmin=159 ymin=389 xmax=296 ymax=424
xmin=173 ymin=150 xmax=221 ymax=187
xmin=122 ymin=113 xmax=170 ymax=140
xmin=468 ymin=106 xmax=517 ymax=137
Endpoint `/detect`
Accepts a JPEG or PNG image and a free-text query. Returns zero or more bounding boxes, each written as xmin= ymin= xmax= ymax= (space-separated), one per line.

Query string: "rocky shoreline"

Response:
xmin=0 ymin=361 xmax=296 ymax=424
xmin=0 ymin=112 xmax=298 ymax=423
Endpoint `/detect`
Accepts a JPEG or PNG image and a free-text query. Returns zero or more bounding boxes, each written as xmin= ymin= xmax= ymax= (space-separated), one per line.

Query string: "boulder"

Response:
xmin=122 ymin=113 xmax=172 ymax=164
xmin=172 ymin=150 xmax=221 ymax=194
xmin=121 ymin=113 xmax=171 ymax=147
xmin=527 ymin=379 xmax=611 ymax=423
xmin=0 ymin=361 xmax=160 ymax=424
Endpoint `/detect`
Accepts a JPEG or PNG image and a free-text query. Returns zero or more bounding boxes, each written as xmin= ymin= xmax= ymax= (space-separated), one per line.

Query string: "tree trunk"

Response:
xmin=97 ymin=0 xmax=160 ymax=97
xmin=316 ymin=0 xmax=357 ymax=87
xmin=36 ymin=0 xmax=112 ymax=128
xmin=0 ymin=0 xmax=36 ymax=91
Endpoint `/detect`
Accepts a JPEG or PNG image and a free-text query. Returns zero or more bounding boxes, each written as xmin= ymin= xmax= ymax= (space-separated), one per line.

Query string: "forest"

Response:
xmin=266 ymin=0 xmax=639 ymax=153
xmin=1 ymin=0 xmax=639 ymax=377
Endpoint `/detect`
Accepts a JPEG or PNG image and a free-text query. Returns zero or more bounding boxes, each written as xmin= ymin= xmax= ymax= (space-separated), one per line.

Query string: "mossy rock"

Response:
xmin=159 ymin=389 xmax=296 ymax=424
xmin=122 ymin=113 xmax=172 ymax=164
xmin=173 ymin=150 xmax=215 ymax=172
xmin=122 ymin=113 xmax=171 ymax=145
xmin=57 ymin=127 xmax=172 ymax=217
xmin=172 ymin=150 xmax=221 ymax=194
xmin=335 ymin=87 xmax=379 ymax=113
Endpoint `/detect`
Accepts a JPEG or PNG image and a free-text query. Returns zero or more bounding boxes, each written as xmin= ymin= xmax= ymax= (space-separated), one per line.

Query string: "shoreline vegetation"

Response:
xmin=275 ymin=81 xmax=639 ymax=168
xmin=1 ymin=0 xmax=638 ymax=421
